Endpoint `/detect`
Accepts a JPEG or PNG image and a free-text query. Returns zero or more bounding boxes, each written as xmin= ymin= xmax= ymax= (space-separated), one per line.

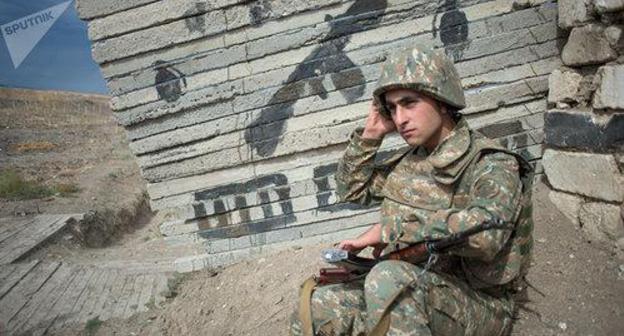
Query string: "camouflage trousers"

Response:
xmin=291 ymin=260 xmax=514 ymax=336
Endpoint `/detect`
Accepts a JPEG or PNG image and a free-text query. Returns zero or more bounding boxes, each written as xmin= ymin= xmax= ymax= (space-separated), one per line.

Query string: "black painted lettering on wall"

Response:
xmin=313 ymin=162 xmax=366 ymax=213
xmin=258 ymin=190 xmax=273 ymax=218
xmin=313 ymin=163 xmax=338 ymax=207
xmin=250 ymin=0 xmax=272 ymax=25
xmin=154 ymin=60 xmax=187 ymax=103
xmin=432 ymin=0 xmax=470 ymax=62
xmin=478 ymin=120 xmax=525 ymax=139
xmin=184 ymin=2 xmax=207 ymax=33
xmin=244 ymin=0 xmax=388 ymax=157
xmin=193 ymin=173 xmax=297 ymax=239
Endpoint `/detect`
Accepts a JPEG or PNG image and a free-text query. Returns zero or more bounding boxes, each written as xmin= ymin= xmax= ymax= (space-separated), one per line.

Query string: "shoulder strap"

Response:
xmin=299 ymin=277 xmax=318 ymax=336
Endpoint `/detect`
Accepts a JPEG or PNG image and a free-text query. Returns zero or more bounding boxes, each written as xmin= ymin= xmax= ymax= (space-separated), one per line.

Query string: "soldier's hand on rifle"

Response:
xmin=371 ymin=242 xmax=388 ymax=259
xmin=362 ymin=99 xmax=396 ymax=140
xmin=337 ymin=239 xmax=366 ymax=255
xmin=337 ymin=224 xmax=384 ymax=256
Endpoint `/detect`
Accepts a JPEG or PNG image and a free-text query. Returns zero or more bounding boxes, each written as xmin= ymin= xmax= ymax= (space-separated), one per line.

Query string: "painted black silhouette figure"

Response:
xmin=244 ymin=0 xmax=388 ymax=158
xmin=184 ymin=2 xmax=207 ymax=34
xmin=154 ymin=60 xmax=187 ymax=103
xmin=432 ymin=0 xmax=470 ymax=62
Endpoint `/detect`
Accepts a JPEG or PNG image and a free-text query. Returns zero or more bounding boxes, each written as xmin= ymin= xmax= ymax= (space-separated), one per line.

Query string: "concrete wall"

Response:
xmin=75 ymin=0 xmax=560 ymax=269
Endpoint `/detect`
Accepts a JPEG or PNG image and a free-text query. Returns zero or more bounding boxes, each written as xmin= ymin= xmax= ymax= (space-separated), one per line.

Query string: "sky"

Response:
xmin=0 ymin=0 xmax=108 ymax=94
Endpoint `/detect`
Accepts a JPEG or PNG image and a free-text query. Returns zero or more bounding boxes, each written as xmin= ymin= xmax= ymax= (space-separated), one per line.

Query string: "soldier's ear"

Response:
xmin=435 ymin=100 xmax=447 ymax=114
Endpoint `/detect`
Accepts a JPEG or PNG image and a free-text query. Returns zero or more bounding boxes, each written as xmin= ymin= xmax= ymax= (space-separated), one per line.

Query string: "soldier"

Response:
xmin=291 ymin=44 xmax=533 ymax=336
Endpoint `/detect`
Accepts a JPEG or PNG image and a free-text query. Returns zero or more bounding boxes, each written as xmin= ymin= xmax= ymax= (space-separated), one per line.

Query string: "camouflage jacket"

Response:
xmin=336 ymin=118 xmax=533 ymax=289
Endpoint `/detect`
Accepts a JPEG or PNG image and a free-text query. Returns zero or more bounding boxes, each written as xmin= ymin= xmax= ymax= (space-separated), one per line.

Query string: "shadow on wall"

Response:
xmin=164 ymin=0 xmax=474 ymax=240
xmin=244 ymin=0 xmax=389 ymax=158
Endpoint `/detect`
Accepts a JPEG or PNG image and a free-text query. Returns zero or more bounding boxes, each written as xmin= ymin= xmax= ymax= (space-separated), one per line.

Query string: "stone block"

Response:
xmin=547 ymin=68 xmax=584 ymax=105
xmin=544 ymin=110 xmax=624 ymax=151
xmin=594 ymin=0 xmax=624 ymax=13
xmin=580 ymin=202 xmax=624 ymax=242
xmin=617 ymin=153 xmax=624 ymax=170
xmin=92 ymin=10 xmax=227 ymax=64
xmin=75 ymin=0 xmax=159 ymax=20
xmin=87 ymin=0 xmax=213 ymax=41
xmin=605 ymin=25 xmax=624 ymax=51
xmin=463 ymin=75 xmax=550 ymax=115
xmin=562 ymin=24 xmax=618 ymax=66
xmin=548 ymin=190 xmax=583 ymax=225
xmin=558 ymin=0 xmax=592 ymax=29
xmin=593 ymin=64 xmax=624 ymax=110
xmin=100 ymin=33 xmax=225 ymax=80
xmin=543 ymin=149 xmax=624 ymax=202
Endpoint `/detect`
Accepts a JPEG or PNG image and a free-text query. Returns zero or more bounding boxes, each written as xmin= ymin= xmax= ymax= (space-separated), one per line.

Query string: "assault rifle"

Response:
xmin=316 ymin=218 xmax=513 ymax=285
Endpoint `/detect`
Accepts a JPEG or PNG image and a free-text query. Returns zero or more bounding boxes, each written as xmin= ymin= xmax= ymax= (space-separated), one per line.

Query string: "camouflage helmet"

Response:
xmin=373 ymin=44 xmax=466 ymax=118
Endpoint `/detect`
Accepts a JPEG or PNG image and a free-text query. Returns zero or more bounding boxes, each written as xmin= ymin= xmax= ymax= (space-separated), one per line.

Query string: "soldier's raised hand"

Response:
xmin=362 ymin=99 xmax=396 ymax=140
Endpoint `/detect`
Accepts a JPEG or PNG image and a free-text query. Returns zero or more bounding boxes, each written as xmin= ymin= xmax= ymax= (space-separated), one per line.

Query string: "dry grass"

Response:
xmin=9 ymin=141 xmax=57 ymax=153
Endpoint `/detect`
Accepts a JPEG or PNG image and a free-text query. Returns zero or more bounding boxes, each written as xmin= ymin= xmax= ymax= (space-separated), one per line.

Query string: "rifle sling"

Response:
xmin=299 ymin=276 xmax=317 ymax=336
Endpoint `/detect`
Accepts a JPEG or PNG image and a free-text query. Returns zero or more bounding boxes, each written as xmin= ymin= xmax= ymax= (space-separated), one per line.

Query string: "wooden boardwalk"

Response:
xmin=0 ymin=260 xmax=170 ymax=335
xmin=0 ymin=215 xmax=173 ymax=335
xmin=0 ymin=215 xmax=82 ymax=265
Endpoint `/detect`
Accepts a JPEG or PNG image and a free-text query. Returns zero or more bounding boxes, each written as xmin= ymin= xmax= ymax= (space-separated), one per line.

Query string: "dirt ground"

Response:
xmin=0 ymin=88 xmax=153 ymax=248
xmin=51 ymin=181 xmax=624 ymax=336
xmin=2 ymin=88 xmax=623 ymax=335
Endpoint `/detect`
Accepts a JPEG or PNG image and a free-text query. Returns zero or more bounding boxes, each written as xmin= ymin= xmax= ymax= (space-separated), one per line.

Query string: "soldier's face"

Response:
xmin=384 ymin=89 xmax=445 ymax=149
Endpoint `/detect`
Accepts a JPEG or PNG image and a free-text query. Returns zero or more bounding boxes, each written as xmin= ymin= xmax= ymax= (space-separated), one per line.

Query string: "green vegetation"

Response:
xmin=161 ymin=272 xmax=187 ymax=299
xmin=0 ymin=169 xmax=80 ymax=200
xmin=0 ymin=169 xmax=54 ymax=200
xmin=84 ymin=316 xmax=103 ymax=335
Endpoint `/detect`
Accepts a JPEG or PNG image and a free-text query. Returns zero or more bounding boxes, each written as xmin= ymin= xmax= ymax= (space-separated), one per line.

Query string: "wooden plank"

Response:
xmin=135 ymin=274 xmax=156 ymax=313
xmin=8 ymin=264 xmax=76 ymax=335
xmin=0 ymin=263 xmax=17 ymax=283
xmin=0 ymin=216 xmax=36 ymax=244
xmin=58 ymin=267 xmax=106 ymax=328
xmin=73 ymin=268 xmax=112 ymax=324
xmin=0 ymin=218 xmax=20 ymax=238
xmin=0 ymin=217 xmax=59 ymax=264
xmin=84 ymin=269 xmax=119 ymax=321
xmin=98 ymin=272 xmax=128 ymax=321
xmin=152 ymin=274 xmax=168 ymax=308
xmin=0 ymin=215 xmax=69 ymax=265
xmin=48 ymin=267 xmax=97 ymax=331
xmin=27 ymin=215 xmax=68 ymax=244
xmin=0 ymin=261 xmax=61 ymax=324
xmin=0 ymin=259 xmax=40 ymax=299
xmin=110 ymin=273 xmax=137 ymax=319
xmin=21 ymin=267 xmax=91 ymax=336
xmin=122 ymin=274 xmax=147 ymax=318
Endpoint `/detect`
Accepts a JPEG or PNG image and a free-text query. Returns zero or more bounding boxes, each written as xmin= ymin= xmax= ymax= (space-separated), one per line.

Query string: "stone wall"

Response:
xmin=75 ymin=0 xmax=560 ymax=269
xmin=544 ymin=0 xmax=624 ymax=250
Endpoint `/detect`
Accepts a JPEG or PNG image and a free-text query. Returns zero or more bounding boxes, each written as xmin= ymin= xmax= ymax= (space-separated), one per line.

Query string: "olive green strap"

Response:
xmin=368 ymin=312 xmax=390 ymax=336
xmin=299 ymin=276 xmax=318 ymax=336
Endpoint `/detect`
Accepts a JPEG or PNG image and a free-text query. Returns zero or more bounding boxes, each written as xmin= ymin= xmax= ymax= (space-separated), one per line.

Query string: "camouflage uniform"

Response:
xmin=291 ymin=45 xmax=532 ymax=336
